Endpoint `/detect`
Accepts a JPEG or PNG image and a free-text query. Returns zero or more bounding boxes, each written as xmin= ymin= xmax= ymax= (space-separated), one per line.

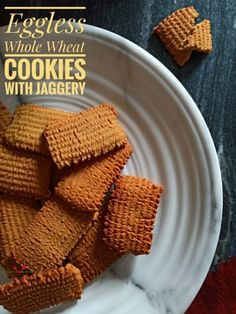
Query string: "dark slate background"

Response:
xmin=1 ymin=0 xmax=235 ymax=266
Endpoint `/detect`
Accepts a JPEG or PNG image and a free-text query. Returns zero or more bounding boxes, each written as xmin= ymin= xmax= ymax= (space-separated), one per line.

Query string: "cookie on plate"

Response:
xmin=69 ymin=210 xmax=122 ymax=284
xmin=5 ymin=104 xmax=74 ymax=154
xmin=0 ymin=143 xmax=52 ymax=199
xmin=55 ymin=143 xmax=132 ymax=212
xmin=44 ymin=104 xmax=128 ymax=168
xmin=104 ymin=176 xmax=163 ymax=255
xmin=0 ymin=264 xmax=84 ymax=314
xmin=0 ymin=194 xmax=39 ymax=266
xmin=8 ymin=196 xmax=94 ymax=274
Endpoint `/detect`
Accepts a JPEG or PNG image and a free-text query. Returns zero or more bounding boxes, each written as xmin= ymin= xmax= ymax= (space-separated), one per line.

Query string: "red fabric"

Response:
xmin=187 ymin=257 xmax=236 ymax=314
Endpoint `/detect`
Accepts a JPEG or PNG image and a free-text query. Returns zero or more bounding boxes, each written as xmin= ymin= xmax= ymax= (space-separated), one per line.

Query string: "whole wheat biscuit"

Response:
xmin=44 ymin=104 xmax=128 ymax=169
xmin=0 ymin=101 xmax=12 ymax=143
xmin=0 ymin=194 xmax=39 ymax=266
xmin=185 ymin=19 xmax=212 ymax=53
xmin=5 ymin=104 xmax=74 ymax=155
xmin=104 ymin=176 xmax=163 ymax=255
xmin=55 ymin=143 xmax=132 ymax=212
xmin=154 ymin=6 xmax=199 ymax=65
xmin=0 ymin=143 xmax=52 ymax=199
xmin=69 ymin=211 xmax=122 ymax=284
xmin=0 ymin=264 xmax=83 ymax=314
xmin=8 ymin=196 xmax=93 ymax=274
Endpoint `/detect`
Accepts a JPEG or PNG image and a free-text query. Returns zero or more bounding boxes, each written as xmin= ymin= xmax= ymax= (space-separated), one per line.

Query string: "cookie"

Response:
xmin=0 ymin=143 xmax=52 ymax=199
xmin=154 ymin=6 xmax=199 ymax=65
xmin=104 ymin=176 xmax=163 ymax=255
xmin=0 ymin=264 xmax=83 ymax=314
xmin=8 ymin=196 xmax=93 ymax=274
xmin=55 ymin=143 xmax=132 ymax=212
xmin=5 ymin=104 xmax=73 ymax=154
xmin=44 ymin=104 xmax=128 ymax=169
xmin=185 ymin=19 xmax=212 ymax=53
xmin=69 ymin=211 xmax=122 ymax=284
xmin=0 ymin=101 xmax=12 ymax=143
xmin=0 ymin=194 xmax=39 ymax=266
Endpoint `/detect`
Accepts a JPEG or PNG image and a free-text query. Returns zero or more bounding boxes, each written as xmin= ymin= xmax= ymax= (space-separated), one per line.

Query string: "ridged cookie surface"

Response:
xmin=186 ymin=19 xmax=212 ymax=53
xmin=9 ymin=196 xmax=93 ymax=274
xmin=5 ymin=104 xmax=73 ymax=154
xmin=154 ymin=6 xmax=199 ymax=65
xmin=55 ymin=143 xmax=132 ymax=212
xmin=104 ymin=176 xmax=163 ymax=255
xmin=44 ymin=104 xmax=128 ymax=168
xmin=0 ymin=143 xmax=52 ymax=199
xmin=0 ymin=194 xmax=39 ymax=266
xmin=0 ymin=264 xmax=83 ymax=314
xmin=69 ymin=211 xmax=122 ymax=284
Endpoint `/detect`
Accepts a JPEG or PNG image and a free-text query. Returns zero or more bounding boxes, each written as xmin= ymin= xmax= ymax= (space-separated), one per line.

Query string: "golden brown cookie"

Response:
xmin=5 ymin=104 xmax=73 ymax=154
xmin=69 ymin=211 xmax=122 ymax=284
xmin=0 ymin=264 xmax=83 ymax=314
xmin=55 ymin=143 xmax=132 ymax=212
xmin=0 ymin=101 xmax=12 ymax=143
xmin=154 ymin=6 xmax=199 ymax=65
xmin=0 ymin=143 xmax=52 ymax=199
xmin=104 ymin=176 xmax=163 ymax=255
xmin=8 ymin=196 xmax=93 ymax=274
xmin=0 ymin=194 xmax=39 ymax=267
xmin=44 ymin=104 xmax=128 ymax=169
xmin=185 ymin=19 xmax=212 ymax=53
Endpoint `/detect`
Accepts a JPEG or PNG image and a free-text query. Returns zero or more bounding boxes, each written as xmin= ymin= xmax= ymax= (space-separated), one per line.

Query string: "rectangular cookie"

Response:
xmin=68 ymin=210 xmax=122 ymax=284
xmin=103 ymin=176 xmax=163 ymax=255
xmin=0 ymin=143 xmax=52 ymax=199
xmin=44 ymin=104 xmax=128 ymax=168
xmin=55 ymin=143 xmax=132 ymax=212
xmin=0 ymin=194 xmax=39 ymax=267
xmin=5 ymin=104 xmax=74 ymax=154
xmin=8 ymin=196 xmax=94 ymax=274
xmin=0 ymin=264 xmax=83 ymax=314
xmin=0 ymin=101 xmax=12 ymax=143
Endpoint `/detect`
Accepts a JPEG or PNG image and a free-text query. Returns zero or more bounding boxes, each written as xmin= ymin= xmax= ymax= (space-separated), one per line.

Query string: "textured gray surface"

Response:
xmin=0 ymin=0 xmax=235 ymax=265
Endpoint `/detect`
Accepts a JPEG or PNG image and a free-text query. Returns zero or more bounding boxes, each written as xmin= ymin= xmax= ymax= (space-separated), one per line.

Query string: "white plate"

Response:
xmin=0 ymin=25 xmax=222 ymax=314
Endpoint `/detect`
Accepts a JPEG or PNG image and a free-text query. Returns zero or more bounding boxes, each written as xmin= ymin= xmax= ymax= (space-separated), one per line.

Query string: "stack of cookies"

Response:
xmin=0 ymin=101 xmax=163 ymax=313
xmin=154 ymin=6 xmax=213 ymax=66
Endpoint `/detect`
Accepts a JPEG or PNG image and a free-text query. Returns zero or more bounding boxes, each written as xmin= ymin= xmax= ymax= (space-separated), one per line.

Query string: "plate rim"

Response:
xmin=0 ymin=23 xmax=223 ymax=313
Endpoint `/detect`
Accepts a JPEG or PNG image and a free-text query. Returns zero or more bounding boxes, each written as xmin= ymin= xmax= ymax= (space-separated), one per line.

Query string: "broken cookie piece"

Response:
xmin=185 ymin=19 xmax=212 ymax=53
xmin=154 ymin=6 xmax=199 ymax=65
xmin=154 ymin=7 xmax=212 ymax=65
